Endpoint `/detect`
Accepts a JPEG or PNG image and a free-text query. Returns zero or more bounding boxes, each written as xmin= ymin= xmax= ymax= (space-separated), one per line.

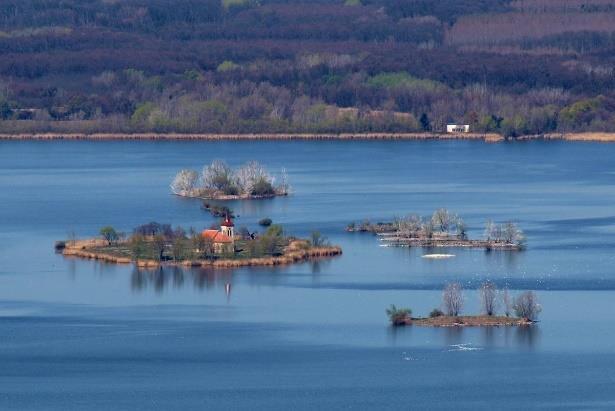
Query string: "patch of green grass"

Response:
xmin=367 ymin=72 xmax=447 ymax=92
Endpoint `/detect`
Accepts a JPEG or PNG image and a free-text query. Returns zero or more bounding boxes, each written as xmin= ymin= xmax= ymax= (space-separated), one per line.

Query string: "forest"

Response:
xmin=0 ymin=0 xmax=614 ymax=136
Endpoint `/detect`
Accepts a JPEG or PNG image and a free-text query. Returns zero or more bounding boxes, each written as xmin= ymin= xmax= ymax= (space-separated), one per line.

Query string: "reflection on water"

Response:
xmin=515 ymin=325 xmax=541 ymax=349
xmin=130 ymin=266 xmax=234 ymax=295
xmin=387 ymin=323 xmax=540 ymax=351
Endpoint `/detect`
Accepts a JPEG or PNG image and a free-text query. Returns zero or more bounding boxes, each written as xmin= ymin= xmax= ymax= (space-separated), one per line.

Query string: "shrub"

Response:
xmin=251 ymin=178 xmax=275 ymax=196
xmin=258 ymin=218 xmax=272 ymax=226
xmin=386 ymin=304 xmax=412 ymax=326
xmin=429 ymin=308 xmax=444 ymax=318
xmin=310 ymin=231 xmax=328 ymax=247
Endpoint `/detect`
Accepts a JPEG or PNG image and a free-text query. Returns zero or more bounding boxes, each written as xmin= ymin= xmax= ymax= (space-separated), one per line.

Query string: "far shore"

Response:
xmin=2 ymin=132 xmax=615 ymax=143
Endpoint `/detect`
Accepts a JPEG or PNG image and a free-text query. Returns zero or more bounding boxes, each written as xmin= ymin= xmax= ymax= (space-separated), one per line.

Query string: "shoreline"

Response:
xmin=61 ymin=239 xmax=342 ymax=269
xmin=175 ymin=192 xmax=284 ymax=201
xmin=398 ymin=315 xmax=533 ymax=327
xmin=2 ymin=132 xmax=615 ymax=142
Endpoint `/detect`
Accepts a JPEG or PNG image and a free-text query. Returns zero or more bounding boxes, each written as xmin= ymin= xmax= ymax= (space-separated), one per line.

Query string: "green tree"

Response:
xmin=420 ymin=113 xmax=431 ymax=131
xmin=100 ymin=226 xmax=119 ymax=245
xmin=171 ymin=237 xmax=188 ymax=261
xmin=129 ymin=234 xmax=146 ymax=260
xmin=152 ymin=234 xmax=166 ymax=261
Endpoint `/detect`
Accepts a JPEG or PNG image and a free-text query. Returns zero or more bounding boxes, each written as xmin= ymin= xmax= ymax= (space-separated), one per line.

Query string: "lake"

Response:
xmin=1 ymin=139 xmax=615 ymax=409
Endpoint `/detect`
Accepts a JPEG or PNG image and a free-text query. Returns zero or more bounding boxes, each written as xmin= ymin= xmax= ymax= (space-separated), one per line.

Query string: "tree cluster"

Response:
xmin=171 ymin=160 xmax=289 ymax=197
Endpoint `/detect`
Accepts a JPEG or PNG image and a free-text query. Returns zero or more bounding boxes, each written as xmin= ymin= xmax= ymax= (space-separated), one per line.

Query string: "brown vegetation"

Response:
xmin=349 ymin=210 xmax=526 ymax=250
xmin=411 ymin=315 xmax=532 ymax=327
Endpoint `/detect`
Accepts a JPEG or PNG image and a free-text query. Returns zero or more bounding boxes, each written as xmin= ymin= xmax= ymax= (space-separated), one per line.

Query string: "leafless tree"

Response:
xmin=423 ymin=219 xmax=435 ymax=239
xmin=442 ymin=282 xmax=464 ymax=316
xmin=502 ymin=287 xmax=512 ymax=317
xmin=276 ymin=167 xmax=290 ymax=195
xmin=170 ymin=169 xmax=199 ymax=195
xmin=152 ymin=234 xmax=166 ymax=261
xmin=431 ymin=208 xmax=452 ymax=233
xmin=484 ymin=219 xmax=496 ymax=241
xmin=67 ymin=230 xmax=77 ymax=247
xmin=513 ymin=291 xmax=542 ymax=321
xmin=479 ymin=281 xmax=498 ymax=316
xmin=455 ymin=216 xmax=467 ymax=239
xmin=503 ymin=222 xmax=525 ymax=246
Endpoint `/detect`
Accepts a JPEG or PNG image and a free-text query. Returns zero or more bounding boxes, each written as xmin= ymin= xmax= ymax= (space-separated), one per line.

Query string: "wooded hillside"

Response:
xmin=1 ymin=0 xmax=614 ymax=136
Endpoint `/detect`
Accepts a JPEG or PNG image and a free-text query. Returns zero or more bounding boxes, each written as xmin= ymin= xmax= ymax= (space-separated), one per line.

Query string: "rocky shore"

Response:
xmin=380 ymin=235 xmax=522 ymax=250
xmin=398 ymin=315 xmax=532 ymax=327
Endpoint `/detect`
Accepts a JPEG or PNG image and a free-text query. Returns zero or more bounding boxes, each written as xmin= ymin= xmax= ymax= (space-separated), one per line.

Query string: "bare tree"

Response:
xmin=423 ymin=219 xmax=435 ymax=239
xmin=152 ymin=234 xmax=166 ymax=261
xmin=442 ymin=282 xmax=464 ymax=316
xmin=479 ymin=281 xmax=498 ymax=316
xmin=502 ymin=287 xmax=512 ymax=317
xmin=513 ymin=291 xmax=542 ymax=321
xmin=503 ymin=222 xmax=525 ymax=246
xmin=431 ymin=208 xmax=451 ymax=233
xmin=277 ymin=167 xmax=290 ymax=195
xmin=484 ymin=219 xmax=496 ymax=241
xmin=455 ymin=216 xmax=467 ymax=239
xmin=170 ymin=169 xmax=199 ymax=195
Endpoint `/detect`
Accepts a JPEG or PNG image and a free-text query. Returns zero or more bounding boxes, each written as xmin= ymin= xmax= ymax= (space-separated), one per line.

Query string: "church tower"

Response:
xmin=220 ymin=215 xmax=234 ymax=241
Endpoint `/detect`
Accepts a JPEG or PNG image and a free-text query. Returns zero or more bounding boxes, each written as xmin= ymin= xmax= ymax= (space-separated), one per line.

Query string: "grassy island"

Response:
xmin=387 ymin=283 xmax=541 ymax=327
xmin=58 ymin=221 xmax=340 ymax=269
xmin=348 ymin=209 xmax=525 ymax=250
xmin=171 ymin=160 xmax=289 ymax=200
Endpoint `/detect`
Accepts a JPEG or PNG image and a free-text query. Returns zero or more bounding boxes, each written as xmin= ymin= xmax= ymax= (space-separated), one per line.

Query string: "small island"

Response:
xmin=171 ymin=160 xmax=289 ymax=200
xmin=387 ymin=282 xmax=541 ymax=327
xmin=348 ymin=208 xmax=525 ymax=250
xmin=58 ymin=217 xmax=341 ymax=268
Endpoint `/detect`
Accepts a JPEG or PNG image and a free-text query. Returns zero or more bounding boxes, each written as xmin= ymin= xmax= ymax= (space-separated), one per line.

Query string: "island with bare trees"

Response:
xmin=57 ymin=219 xmax=340 ymax=269
xmin=387 ymin=282 xmax=541 ymax=327
xmin=348 ymin=208 xmax=526 ymax=250
xmin=171 ymin=160 xmax=289 ymax=200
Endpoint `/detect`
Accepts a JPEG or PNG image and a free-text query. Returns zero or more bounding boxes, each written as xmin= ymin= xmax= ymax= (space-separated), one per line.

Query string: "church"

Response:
xmin=201 ymin=216 xmax=235 ymax=254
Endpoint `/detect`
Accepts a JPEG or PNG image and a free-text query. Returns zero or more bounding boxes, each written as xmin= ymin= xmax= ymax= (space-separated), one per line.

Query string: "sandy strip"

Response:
xmin=0 ymin=132 xmax=503 ymax=142
xmin=2 ymin=132 xmax=615 ymax=142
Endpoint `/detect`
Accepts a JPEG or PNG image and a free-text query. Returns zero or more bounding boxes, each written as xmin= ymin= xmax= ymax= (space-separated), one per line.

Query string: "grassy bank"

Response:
xmin=60 ymin=238 xmax=342 ymax=269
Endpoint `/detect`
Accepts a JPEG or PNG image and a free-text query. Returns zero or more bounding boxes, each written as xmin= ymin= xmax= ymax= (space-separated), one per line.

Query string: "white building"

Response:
xmin=446 ymin=124 xmax=470 ymax=133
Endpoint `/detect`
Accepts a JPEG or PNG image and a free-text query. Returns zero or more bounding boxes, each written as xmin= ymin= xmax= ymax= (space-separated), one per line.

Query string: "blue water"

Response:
xmin=1 ymin=140 xmax=615 ymax=409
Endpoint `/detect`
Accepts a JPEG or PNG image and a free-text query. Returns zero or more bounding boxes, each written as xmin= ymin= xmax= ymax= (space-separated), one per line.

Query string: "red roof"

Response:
xmin=201 ymin=230 xmax=233 ymax=244
xmin=221 ymin=216 xmax=234 ymax=227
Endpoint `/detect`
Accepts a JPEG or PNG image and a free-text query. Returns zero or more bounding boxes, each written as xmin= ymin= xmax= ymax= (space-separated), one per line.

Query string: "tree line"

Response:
xmin=1 ymin=0 xmax=614 ymax=136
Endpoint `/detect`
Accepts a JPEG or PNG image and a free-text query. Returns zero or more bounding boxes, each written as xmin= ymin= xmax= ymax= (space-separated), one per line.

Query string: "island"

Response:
xmin=171 ymin=160 xmax=289 ymax=200
xmin=57 ymin=217 xmax=341 ymax=268
xmin=348 ymin=208 xmax=525 ymax=250
xmin=387 ymin=283 xmax=541 ymax=327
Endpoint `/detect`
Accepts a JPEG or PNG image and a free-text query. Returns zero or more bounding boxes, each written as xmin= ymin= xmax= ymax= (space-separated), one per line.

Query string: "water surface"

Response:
xmin=1 ymin=140 xmax=614 ymax=409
